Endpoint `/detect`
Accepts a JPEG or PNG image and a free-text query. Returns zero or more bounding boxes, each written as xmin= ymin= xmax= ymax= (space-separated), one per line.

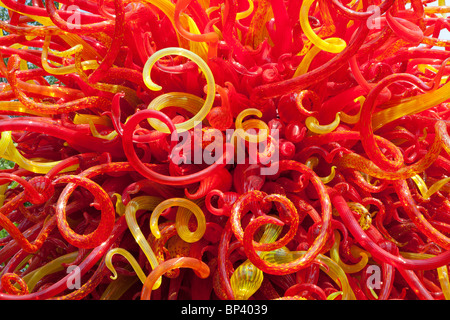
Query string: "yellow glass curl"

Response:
xmin=41 ymin=36 xmax=98 ymax=75
xmin=293 ymin=38 xmax=346 ymax=77
xmin=305 ymin=112 xmax=341 ymax=134
xmin=299 ymin=0 xmax=346 ymax=53
xmin=0 ymin=131 xmax=78 ymax=174
xmin=411 ymin=174 xmax=450 ymax=199
xmin=294 ymin=44 xmax=321 ymax=77
xmin=305 ymin=157 xmax=336 ymax=184
xmin=143 ymin=47 xmax=215 ymax=133
xmin=340 ymin=96 xmax=364 ymax=124
xmin=236 ymin=0 xmax=255 ymax=20
xmin=205 ymin=6 xmax=220 ymax=16
xmin=87 ymin=119 xmax=118 ymax=141
xmin=330 ymin=231 xmax=369 ymax=273
xmin=146 ymin=92 xmax=205 ymax=129
xmin=233 ymin=108 xmax=269 ymax=143
xmin=150 ymin=197 xmax=206 ymax=243
xmin=112 ymin=193 xmax=125 ymax=216
xmin=105 ymin=248 xmax=148 ymax=285
xmin=124 ymin=196 xmax=163 ymax=288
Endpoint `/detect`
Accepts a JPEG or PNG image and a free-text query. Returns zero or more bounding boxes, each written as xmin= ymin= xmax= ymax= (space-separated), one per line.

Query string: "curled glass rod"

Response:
xmin=105 ymin=248 xmax=148 ymax=285
xmin=143 ymin=47 xmax=215 ymax=133
xmin=150 ymin=197 xmax=206 ymax=243
xmin=124 ymin=196 xmax=164 ymax=289
xmin=299 ymin=0 xmax=346 ymax=53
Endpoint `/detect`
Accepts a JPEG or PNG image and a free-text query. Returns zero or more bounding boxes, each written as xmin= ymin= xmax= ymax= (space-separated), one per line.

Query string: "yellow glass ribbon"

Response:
xmin=299 ymin=0 xmax=346 ymax=53
xmin=143 ymin=47 xmax=215 ymax=133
